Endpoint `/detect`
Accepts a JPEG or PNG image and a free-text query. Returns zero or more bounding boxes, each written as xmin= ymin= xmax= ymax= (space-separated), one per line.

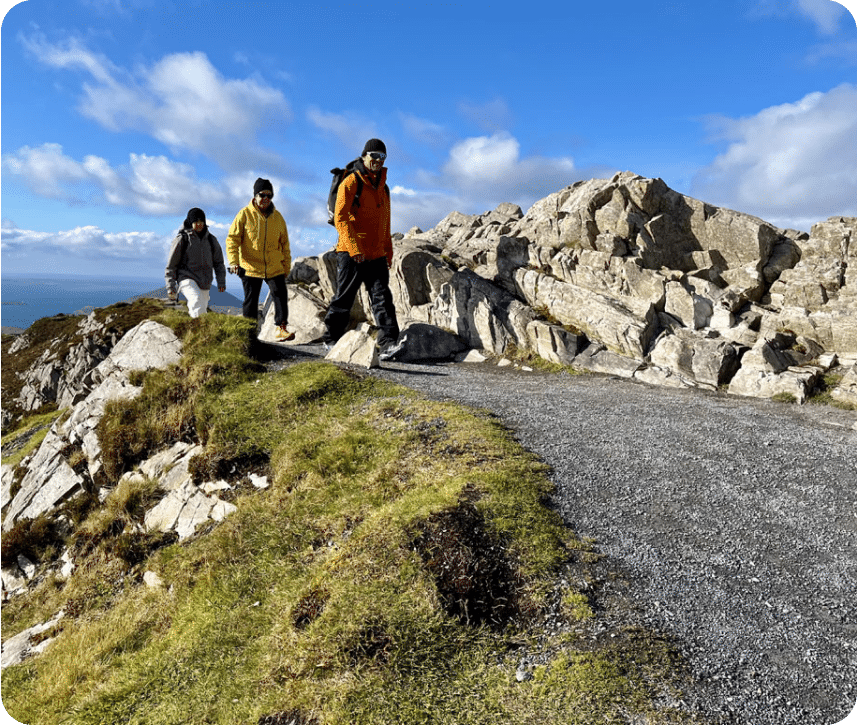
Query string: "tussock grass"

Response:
xmin=2 ymin=313 xmax=694 ymax=725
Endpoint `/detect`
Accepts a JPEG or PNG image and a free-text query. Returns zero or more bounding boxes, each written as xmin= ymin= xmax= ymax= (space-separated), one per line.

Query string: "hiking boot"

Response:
xmin=275 ymin=325 xmax=295 ymax=342
xmin=378 ymin=336 xmax=406 ymax=362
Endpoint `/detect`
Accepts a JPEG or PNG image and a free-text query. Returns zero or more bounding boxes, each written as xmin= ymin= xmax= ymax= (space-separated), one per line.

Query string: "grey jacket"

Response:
xmin=165 ymin=229 xmax=227 ymax=294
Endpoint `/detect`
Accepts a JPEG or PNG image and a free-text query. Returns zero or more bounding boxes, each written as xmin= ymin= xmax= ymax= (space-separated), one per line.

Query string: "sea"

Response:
xmin=1 ymin=274 xmax=168 ymax=331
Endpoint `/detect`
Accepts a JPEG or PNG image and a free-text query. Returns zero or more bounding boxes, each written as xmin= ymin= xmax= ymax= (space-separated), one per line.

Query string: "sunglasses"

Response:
xmin=257 ymin=192 xmax=273 ymax=199
xmin=367 ymin=152 xmax=386 ymax=160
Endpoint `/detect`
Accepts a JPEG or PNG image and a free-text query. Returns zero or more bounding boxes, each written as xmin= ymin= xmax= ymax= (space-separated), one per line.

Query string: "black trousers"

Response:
xmin=239 ymin=269 xmax=288 ymax=327
xmin=323 ymin=253 xmax=399 ymax=347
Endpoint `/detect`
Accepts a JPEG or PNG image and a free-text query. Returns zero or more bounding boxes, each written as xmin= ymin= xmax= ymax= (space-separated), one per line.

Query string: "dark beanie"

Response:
xmin=254 ymin=178 xmax=274 ymax=196
xmin=184 ymin=207 xmax=206 ymax=228
xmin=362 ymin=139 xmax=387 ymax=155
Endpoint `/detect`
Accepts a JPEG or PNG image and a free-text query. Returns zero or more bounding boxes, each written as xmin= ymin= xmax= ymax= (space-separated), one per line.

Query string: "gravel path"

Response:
xmin=277 ymin=345 xmax=857 ymax=724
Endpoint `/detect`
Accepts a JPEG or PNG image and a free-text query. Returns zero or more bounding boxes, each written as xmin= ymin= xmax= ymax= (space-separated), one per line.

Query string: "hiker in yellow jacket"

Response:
xmin=226 ymin=178 xmax=294 ymax=341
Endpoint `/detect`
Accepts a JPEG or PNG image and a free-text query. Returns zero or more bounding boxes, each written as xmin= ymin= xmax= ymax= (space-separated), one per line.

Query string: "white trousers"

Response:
xmin=178 ymin=279 xmax=210 ymax=318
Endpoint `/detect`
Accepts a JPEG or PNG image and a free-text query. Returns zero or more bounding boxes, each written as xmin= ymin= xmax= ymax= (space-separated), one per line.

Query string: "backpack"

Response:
xmin=327 ymin=160 xmax=390 ymax=226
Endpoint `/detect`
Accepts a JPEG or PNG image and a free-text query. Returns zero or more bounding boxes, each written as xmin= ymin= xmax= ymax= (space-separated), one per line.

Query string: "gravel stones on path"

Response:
xmin=274 ymin=346 xmax=857 ymax=724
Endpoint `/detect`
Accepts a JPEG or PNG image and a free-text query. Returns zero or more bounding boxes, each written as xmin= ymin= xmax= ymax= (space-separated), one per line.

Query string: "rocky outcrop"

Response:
xmin=277 ymin=171 xmax=854 ymax=404
xmin=12 ymin=311 xmax=133 ymax=415
xmin=3 ymin=321 xmax=183 ymax=536
xmin=125 ymin=442 xmax=237 ymax=542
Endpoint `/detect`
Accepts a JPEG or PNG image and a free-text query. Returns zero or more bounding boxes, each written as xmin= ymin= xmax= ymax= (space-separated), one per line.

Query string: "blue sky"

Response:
xmin=1 ymin=0 xmax=856 ymax=294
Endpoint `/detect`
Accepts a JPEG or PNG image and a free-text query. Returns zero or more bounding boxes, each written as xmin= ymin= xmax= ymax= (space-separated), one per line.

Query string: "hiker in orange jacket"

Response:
xmin=323 ymin=139 xmax=401 ymax=359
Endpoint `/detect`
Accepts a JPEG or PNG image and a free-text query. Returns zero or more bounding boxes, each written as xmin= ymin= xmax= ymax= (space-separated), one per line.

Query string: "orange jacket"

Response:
xmin=334 ymin=165 xmax=392 ymax=265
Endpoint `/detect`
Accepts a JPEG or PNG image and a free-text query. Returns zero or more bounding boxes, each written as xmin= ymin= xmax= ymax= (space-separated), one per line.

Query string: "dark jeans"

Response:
xmin=323 ymin=253 xmax=399 ymax=347
xmin=239 ymin=269 xmax=288 ymax=326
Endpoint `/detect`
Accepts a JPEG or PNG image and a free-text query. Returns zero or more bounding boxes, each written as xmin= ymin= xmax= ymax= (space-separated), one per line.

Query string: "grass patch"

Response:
xmin=96 ymin=311 xmax=262 ymax=482
xmin=1 ymin=409 xmax=65 ymax=467
xmin=807 ymin=372 xmax=856 ymax=410
xmin=2 ymin=314 xmax=695 ymax=725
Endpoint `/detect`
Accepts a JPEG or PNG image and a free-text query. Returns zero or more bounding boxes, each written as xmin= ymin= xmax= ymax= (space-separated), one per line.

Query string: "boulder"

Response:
xmin=727 ymin=335 xmax=823 ymax=403
xmin=2 ymin=321 xmax=182 ymax=531
xmin=325 ymin=326 xmax=379 ymax=368
xmin=429 ymin=269 xmax=536 ymax=356
xmin=573 ymin=343 xmax=642 ymax=378
xmin=831 ymin=364 xmax=857 ymax=407
xmin=649 ymin=329 xmax=741 ymax=390
xmin=124 ymin=442 xmax=238 ymax=541
xmin=1 ymin=612 xmax=64 ymax=669
xmin=515 ymin=269 xmax=656 ymax=359
xmin=2 ymin=427 xmax=85 ymax=532
xmin=526 ymin=320 xmax=580 ymax=366
xmin=260 ymin=285 xmax=327 ymax=344
xmin=393 ymin=322 xmax=468 ymax=363
xmin=144 ymin=479 xmax=236 ymax=541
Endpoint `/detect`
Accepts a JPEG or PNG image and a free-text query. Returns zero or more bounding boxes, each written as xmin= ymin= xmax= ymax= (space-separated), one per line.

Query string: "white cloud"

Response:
xmin=796 ymin=0 xmax=850 ymax=33
xmin=19 ymin=35 xmax=290 ymax=170
xmin=400 ymin=113 xmax=450 ymax=146
xmin=753 ymin=0 xmax=853 ymax=33
xmin=457 ymin=98 xmax=513 ymax=133
xmin=391 ymin=186 xmax=417 ymax=196
xmin=2 ymin=143 xmax=252 ymax=216
xmin=1 ymin=220 xmax=169 ymax=260
xmin=391 ymin=191 xmax=466 ymax=235
xmin=693 ymin=84 xmax=857 ymax=230
xmin=306 ymin=106 xmax=378 ymax=153
xmin=427 ymin=132 xmax=579 ymax=207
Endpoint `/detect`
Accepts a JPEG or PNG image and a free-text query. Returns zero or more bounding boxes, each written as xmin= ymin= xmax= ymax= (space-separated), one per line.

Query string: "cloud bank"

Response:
xmin=693 ymin=83 xmax=857 ymax=230
xmin=19 ymin=34 xmax=290 ymax=172
xmin=1 ymin=219 xmax=169 ymax=260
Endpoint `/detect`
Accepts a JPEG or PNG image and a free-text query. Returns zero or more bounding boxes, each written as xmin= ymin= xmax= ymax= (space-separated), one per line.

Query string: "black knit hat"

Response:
xmin=254 ymin=178 xmax=274 ymax=196
xmin=184 ymin=207 xmax=206 ymax=228
xmin=362 ymin=139 xmax=387 ymax=156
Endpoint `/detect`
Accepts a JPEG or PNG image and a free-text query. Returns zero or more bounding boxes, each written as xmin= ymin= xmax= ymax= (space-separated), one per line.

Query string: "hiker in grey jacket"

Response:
xmin=165 ymin=208 xmax=227 ymax=318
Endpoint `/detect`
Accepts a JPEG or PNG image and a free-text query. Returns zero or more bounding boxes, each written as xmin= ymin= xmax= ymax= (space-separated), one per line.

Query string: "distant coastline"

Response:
xmin=2 ymin=273 xmax=243 ymax=334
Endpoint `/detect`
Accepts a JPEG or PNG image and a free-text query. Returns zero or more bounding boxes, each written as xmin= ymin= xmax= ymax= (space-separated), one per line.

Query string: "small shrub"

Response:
xmin=1 ymin=514 xmax=66 ymax=568
xmin=112 ymin=531 xmax=178 ymax=567
xmin=291 ymin=587 xmax=330 ymax=629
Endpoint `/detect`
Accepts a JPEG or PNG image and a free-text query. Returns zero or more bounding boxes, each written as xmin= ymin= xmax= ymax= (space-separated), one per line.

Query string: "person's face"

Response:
xmin=362 ymin=150 xmax=386 ymax=174
xmin=255 ymin=190 xmax=273 ymax=210
xmin=192 ymin=220 xmax=205 ymax=233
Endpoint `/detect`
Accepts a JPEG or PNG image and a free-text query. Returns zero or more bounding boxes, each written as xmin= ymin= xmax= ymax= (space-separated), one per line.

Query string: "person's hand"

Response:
xmin=168 ymin=290 xmax=177 ymax=301
xmin=228 ymin=266 xmax=239 ymax=275
xmin=218 ymin=286 xmax=226 ymax=293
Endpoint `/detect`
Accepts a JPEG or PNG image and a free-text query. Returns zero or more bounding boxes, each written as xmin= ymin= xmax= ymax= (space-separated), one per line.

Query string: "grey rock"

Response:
xmin=1 ymin=612 xmax=64 ymax=669
xmin=325 ymin=326 xmax=379 ymax=368
xmin=393 ymin=322 xmax=468 ymax=363
xmin=831 ymin=364 xmax=857 ymax=407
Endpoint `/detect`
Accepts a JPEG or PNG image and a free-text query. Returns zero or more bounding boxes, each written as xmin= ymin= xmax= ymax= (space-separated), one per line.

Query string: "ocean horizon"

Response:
xmin=1 ymin=273 xmax=170 ymax=331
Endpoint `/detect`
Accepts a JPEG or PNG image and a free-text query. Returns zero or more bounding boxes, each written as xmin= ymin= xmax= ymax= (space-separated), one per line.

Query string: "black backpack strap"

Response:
xmin=353 ymin=174 xmax=364 ymax=208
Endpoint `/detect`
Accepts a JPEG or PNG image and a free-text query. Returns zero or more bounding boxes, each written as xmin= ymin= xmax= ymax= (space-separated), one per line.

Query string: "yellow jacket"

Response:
xmin=334 ymin=165 xmax=392 ymax=265
xmin=226 ymin=201 xmax=291 ymax=279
